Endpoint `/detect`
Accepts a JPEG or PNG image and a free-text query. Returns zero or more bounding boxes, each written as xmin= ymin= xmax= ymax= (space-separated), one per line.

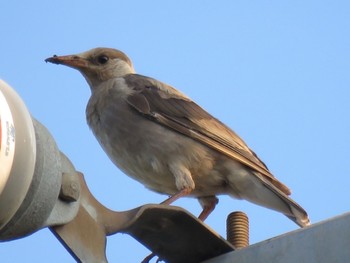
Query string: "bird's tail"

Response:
xmin=247 ymin=172 xmax=310 ymax=227
xmin=281 ymin=197 xmax=310 ymax=227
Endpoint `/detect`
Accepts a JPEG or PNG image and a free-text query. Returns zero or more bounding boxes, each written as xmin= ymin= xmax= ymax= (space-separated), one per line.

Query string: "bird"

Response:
xmin=45 ymin=47 xmax=310 ymax=227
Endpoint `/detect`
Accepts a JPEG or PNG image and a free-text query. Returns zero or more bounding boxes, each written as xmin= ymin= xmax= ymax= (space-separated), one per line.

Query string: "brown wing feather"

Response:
xmin=124 ymin=74 xmax=291 ymax=195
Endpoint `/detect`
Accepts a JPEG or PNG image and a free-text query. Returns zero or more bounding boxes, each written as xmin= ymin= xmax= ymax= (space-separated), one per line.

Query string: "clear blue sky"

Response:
xmin=1 ymin=1 xmax=350 ymax=262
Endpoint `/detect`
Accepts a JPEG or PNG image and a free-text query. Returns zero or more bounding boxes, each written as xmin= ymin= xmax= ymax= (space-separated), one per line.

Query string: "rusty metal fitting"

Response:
xmin=226 ymin=211 xmax=249 ymax=249
xmin=60 ymin=172 xmax=80 ymax=202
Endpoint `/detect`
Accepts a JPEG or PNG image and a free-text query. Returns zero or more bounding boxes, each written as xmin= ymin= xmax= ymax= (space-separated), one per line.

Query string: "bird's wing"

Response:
xmin=123 ymin=74 xmax=291 ymax=195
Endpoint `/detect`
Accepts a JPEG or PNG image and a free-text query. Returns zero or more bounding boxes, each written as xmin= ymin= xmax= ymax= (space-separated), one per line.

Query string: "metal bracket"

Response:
xmin=51 ymin=173 xmax=234 ymax=263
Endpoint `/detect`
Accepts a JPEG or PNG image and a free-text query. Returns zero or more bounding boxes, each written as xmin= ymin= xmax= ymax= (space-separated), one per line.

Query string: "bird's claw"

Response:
xmin=141 ymin=252 xmax=164 ymax=263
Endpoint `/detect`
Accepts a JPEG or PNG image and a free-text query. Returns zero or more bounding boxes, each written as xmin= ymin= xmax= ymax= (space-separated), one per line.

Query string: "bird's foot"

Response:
xmin=141 ymin=252 xmax=164 ymax=263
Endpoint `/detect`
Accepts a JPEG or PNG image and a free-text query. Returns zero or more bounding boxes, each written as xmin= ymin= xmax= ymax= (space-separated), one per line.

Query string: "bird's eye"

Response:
xmin=97 ymin=55 xmax=109 ymax=64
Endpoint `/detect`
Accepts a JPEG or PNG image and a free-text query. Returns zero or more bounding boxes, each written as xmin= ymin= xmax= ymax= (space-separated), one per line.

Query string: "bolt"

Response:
xmin=226 ymin=211 xmax=249 ymax=249
xmin=60 ymin=172 xmax=80 ymax=202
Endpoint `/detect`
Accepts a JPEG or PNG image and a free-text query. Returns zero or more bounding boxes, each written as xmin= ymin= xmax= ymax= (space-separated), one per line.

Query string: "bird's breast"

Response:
xmin=86 ymin=93 xmax=222 ymax=194
xmin=85 ymin=85 xmax=233 ymax=196
xmin=87 ymin=94 xmax=172 ymax=188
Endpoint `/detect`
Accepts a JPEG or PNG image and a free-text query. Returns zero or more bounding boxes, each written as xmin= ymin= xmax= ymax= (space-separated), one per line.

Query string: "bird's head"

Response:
xmin=45 ymin=47 xmax=135 ymax=90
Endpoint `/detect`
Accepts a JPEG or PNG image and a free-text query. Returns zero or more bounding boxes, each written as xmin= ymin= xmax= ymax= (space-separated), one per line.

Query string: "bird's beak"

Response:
xmin=45 ymin=54 xmax=89 ymax=70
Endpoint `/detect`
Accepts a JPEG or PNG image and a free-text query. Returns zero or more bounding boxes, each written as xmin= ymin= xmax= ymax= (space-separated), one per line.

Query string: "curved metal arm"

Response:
xmin=51 ymin=172 xmax=234 ymax=263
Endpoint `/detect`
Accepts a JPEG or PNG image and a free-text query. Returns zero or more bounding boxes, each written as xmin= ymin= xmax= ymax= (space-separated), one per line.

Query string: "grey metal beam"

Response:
xmin=204 ymin=212 xmax=350 ymax=263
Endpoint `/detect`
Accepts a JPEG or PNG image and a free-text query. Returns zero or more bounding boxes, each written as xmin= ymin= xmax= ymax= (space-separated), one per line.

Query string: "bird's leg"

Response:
xmin=160 ymin=188 xmax=192 ymax=205
xmin=198 ymin=196 xmax=219 ymax=221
